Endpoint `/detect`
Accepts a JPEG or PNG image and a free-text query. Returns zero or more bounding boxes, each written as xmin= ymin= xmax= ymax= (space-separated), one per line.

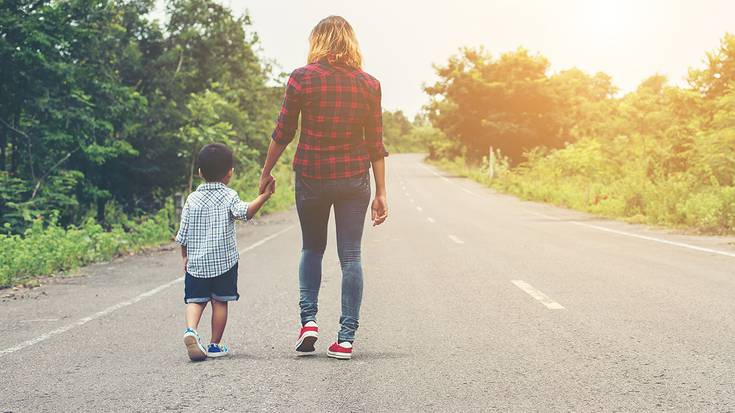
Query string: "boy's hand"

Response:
xmin=183 ymin=256 xmax=188 ymax=273
xmin=264 ymin=180 xmax=276 ymax=198
xmin=259 ymin=173 xmax=275 ymax=194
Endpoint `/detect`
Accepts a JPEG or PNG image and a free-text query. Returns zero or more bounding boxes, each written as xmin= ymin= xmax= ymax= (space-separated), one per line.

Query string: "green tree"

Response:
xmin=425 ymin=47 xmax=560 ymax=163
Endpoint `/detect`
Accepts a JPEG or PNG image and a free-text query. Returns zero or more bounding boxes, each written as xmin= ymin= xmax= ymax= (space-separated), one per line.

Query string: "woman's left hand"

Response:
xmin=371 ymin=195 xmax=388 ymax=226
xmin=259 ymin=173 xmax=275 ymax=194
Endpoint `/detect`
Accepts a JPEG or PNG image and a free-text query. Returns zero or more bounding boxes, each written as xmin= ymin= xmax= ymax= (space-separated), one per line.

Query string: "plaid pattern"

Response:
xmin=271 ymin=60 xmax=388 ymax=179
xmin=175 ymin=182 xmax=248 ymax=278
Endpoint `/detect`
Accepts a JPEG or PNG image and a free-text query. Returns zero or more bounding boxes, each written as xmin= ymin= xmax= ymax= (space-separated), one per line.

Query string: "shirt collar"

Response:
xmin=197 ymin=182 xmax=227 ymax=191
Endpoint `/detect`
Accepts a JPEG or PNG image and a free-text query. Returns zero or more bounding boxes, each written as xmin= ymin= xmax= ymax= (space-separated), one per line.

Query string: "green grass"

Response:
xmin=0 ymin=204 xmax=176 ymax=288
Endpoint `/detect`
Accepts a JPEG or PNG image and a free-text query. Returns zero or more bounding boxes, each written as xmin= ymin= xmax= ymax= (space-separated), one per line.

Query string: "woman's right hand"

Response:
xmin=371 ymin=195 xmax=388 ymax=226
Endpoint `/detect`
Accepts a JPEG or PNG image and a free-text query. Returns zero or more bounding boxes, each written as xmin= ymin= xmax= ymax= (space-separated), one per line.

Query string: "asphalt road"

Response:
xmin=2 ymin=153 xmax=735 ymax=412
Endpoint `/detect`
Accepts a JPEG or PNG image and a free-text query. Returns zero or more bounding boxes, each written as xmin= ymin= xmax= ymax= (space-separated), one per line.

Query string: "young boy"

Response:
xmin=175 ymin=143 xmax=274 ymax=361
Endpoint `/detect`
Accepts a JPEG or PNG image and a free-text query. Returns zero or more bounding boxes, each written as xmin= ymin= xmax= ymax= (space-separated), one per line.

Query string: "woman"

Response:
xmin=259 ymin=16 xmax=388 ymax=360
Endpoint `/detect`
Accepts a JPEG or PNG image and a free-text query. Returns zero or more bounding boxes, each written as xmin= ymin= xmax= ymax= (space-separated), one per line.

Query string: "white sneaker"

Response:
xmin=183 ymin=328 xmax=207 ymax=361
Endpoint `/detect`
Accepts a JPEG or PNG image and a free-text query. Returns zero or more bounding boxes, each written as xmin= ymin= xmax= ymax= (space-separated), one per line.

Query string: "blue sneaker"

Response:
xmin=207 ymin=343 xmax=229 ymax=358
xmin=183 ymin=328 xmax=207 ymax=361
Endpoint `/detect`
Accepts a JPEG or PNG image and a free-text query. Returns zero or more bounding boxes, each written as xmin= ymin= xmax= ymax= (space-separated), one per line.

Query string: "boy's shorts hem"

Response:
xmin=212 ymin=294 xmax=239 ymax=302
xmin=184 ymin=297 xmax=212 ymax=304
xmin=184 ymin=294 xmax=239 ymax=304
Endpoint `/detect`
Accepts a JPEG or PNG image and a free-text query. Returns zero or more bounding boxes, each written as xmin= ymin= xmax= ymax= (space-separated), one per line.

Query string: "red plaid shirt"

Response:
xmin=271 ymin=60 xmax=388 ymax=179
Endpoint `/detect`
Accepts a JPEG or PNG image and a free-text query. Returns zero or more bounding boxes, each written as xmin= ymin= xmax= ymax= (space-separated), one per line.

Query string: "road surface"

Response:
xmin=2 ymin=154 xmax=735 ymax=412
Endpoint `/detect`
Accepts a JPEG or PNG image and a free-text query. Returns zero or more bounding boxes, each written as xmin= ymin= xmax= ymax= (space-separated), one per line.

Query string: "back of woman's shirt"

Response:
xmin=271 ymin=59 xmax=388 ymax=179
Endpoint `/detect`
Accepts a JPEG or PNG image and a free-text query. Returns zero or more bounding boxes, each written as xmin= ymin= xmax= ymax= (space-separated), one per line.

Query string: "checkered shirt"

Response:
xmin=175 ymin=182 xmax=248 ymax=278
xmin=271 ymin=59 xmax=389 ymax=179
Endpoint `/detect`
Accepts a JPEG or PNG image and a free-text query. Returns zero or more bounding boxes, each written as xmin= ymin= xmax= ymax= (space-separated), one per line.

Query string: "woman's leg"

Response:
xmin=333 ymin=175 xmax=371 ymax=342
xmin=296 ymin=177 xmax=331 ymax=326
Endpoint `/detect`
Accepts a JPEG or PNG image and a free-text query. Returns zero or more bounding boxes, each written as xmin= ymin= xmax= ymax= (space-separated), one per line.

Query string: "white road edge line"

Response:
xmin=427 ymin=217 xmax=436 ymax=223
xmin=422 ymin=164 xmax=452 ymax=183
xmin=511 ymin=280 xmax=565 ymax=310
xmin=0 ymin=225 xmax=295 ymax=358
xmin=448 ymin=235 xmax=465 ymax=244
xmin=527 ymin=209 xmax=735 ymax=259
xmin=570 ymin=221 xmax=735 ymax=259
xmin=421 ymin=164 xmax=477 ymax=193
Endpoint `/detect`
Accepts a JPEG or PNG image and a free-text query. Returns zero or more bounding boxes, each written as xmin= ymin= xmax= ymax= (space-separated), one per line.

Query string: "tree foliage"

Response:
xmin=430 ymin=34 xmax=735 ymax=233
xmin=0 ymin=0 xmax=280 ymax=233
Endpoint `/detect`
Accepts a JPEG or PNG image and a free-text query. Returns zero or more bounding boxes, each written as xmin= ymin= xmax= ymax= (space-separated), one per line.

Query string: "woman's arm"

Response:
xmin=366 ymin=81 xmax=388 ymax=226
xmin=262 ymin=70 xmax=302 ymax=193
xmin=259 ymin=140 xmax=287 ymax=193
xmin=371 ymin=157 xmax=388 ymax=226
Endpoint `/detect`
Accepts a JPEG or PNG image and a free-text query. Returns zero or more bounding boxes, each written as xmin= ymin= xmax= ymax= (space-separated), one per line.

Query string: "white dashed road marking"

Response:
xmin=511 ymin=280 xmax=565 ymax=310
xmin=448 ymin=235 xmax=465 ymax=244
xmin=427 ymin=217 xmax=436 ymax=224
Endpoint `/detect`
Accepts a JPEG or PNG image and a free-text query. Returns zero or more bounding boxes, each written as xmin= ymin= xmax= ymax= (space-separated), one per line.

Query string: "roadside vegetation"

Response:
xmin=424 ymin=34 xmax=735 ymax=234
xmin=0 ymin=0 xmax=294 ymax=287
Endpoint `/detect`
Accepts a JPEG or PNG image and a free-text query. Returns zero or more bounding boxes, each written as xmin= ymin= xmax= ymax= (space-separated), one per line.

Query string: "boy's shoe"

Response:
xmin=327 ymin=341 xmax=353 ymax=360
xmin=295 ymin=321 xmax=319 ymax=355
xmin=183 ymin=328 xmax=207 ymax=361
xmin=207 ymin=343 xmax=229 ymax=358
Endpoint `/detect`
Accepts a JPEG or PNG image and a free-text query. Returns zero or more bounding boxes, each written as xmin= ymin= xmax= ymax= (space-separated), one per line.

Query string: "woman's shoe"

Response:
xmin=295 ymin=321 xmax=319 ymax=355
xmin=326 ymin=341 xmax=353 ymax=360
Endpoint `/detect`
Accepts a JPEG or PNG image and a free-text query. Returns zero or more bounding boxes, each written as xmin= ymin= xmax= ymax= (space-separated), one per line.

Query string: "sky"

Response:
xmin=161 ymin=0 xmax=735 ymax=117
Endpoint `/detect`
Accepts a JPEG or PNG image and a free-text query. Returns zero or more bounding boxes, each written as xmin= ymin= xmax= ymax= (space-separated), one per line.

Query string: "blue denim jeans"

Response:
xmin=295 ymin=172 xmax=371 ymax=342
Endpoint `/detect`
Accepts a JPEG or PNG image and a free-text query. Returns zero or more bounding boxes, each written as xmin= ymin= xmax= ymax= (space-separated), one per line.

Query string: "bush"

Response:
xmin=0 ymin=204 xmax=176 ymax=288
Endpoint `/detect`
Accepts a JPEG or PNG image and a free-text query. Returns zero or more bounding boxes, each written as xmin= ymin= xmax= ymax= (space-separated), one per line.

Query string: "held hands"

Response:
xmin=262 ymin=180 xmax=276 ymax=199
xmin=259 ymin=173 xmax=275 ymax=195
xmin=371 ymin=195 xmax=388 ymax=227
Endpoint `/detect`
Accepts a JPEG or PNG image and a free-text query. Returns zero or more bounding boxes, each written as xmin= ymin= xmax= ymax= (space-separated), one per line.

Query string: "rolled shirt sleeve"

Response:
xmin=174 ymin=202 xmax=190 ymax=246
xmin=271 ymin=70 xmax=303 ymax=146
xmin=229 ymin=195 xmax=249 ymax=221
xmin=365 ymin=80 xmax=389 ymax=161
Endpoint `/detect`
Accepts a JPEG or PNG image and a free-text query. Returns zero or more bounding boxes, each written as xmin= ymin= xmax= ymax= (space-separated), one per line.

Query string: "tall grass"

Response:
xmin=430 ymin=146 xmax=735 ymax=235
xmin=0 ymin=204 xmax=176 ymax=288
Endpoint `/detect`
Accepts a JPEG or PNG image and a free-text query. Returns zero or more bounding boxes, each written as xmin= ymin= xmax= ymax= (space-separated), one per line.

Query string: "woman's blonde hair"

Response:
xmin=307 ymin=16 xmax=362 ymax=69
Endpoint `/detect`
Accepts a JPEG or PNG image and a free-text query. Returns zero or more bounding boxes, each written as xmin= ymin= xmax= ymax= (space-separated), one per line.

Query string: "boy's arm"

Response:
xmin=175 ymin=203 xmax=190 ymax=272
xmin=245 ymin=181 xmax=275 ymax=220
xmin=180 ymin=246 xmax=187 ymax=273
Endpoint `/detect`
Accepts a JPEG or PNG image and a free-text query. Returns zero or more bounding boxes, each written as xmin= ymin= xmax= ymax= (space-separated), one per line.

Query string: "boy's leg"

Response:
xmin=185 ymin=302 xmax=207 ymax=330
xmin=210 ymin=263 xmax=239 ymax=346
xmin=184 ymin=273 xmax=211 ymax=329
xmin=333 ymin=174 xmax=371 ymax=344
xmin=295 ymin=176 xmax=331 ymax=325
xmin=183 ymin=273 xmax=212 ymax=361
xmin=210 ymin=300 xmax=228 ymax=344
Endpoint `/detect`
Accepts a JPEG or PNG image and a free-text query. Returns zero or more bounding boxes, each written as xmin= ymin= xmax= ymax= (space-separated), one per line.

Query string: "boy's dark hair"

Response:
xmin=197 ymin=143 xmax=234 ymax=182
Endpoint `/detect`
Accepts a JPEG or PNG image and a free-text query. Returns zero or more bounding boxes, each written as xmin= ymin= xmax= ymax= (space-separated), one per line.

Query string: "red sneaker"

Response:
xmin=295 ymin=321 xmax=319 ymax=355
xmin=327 ymin=341 xmax=353 ymax=360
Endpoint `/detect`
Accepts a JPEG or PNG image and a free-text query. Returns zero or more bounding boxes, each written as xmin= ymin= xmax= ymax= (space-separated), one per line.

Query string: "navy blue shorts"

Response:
xmin=184 ymin=263 xmax=239 ymax=304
